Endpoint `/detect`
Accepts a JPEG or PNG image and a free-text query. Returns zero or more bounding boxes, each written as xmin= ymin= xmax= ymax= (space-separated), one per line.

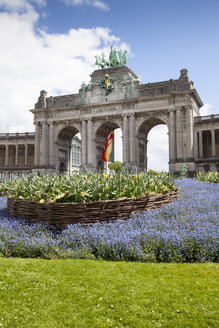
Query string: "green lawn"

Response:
xmin=0 ymin=259 xmax=218 ymax=327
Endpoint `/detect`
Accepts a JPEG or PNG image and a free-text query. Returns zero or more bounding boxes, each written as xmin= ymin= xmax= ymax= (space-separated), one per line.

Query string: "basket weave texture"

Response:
xmin=7 ymin=190 xmax=178 ymax=227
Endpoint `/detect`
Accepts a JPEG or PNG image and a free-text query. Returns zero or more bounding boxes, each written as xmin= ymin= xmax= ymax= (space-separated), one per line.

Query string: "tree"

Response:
xmin=108 ymin=161 xmax=122 ymax=173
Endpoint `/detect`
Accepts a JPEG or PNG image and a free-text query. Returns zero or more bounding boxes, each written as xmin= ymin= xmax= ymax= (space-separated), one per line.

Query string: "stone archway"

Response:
xmin=136 ymin=116 xmax=168 ymax=171
xmin=32 ymin=65 xmax=205 ymax=175
xmin=57 ymin=126 xmax=80 ymax=173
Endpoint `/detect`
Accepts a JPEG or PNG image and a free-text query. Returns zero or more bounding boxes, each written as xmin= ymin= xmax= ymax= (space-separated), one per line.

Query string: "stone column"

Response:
xmin=176 ymin=109 xmax=183 ymax=160
xmin=168 ymin=110 xmax=176 ymax=161
xmin=129 ymin=113 xmax=135 ymax=163
xmin=198 ymin=130 xmax=203 ymax=158
xmin=25 ymin=144 xmax=28 ymax=166
xmin=211 ymin=129 xmax=216 ymax=157
xmin=49 ymin=122 xmax=55 ymax=167
xmin=81 ymin=119 xmax=87 ymax=165
xmin=42 ymin=122 xmax=49 ymax=166
xmin=144 ymin=137 xmax=148 ymax=170
xmin=123 ymin=114 xmax=129 ymax=163
xmin=0 ymin=147 xmax=3 ymax=167
xmin=186 ymin=108 xmax=193 ymax=158
xmin=87 ymin=118 xmax=93 ymax=166
xmin=5 ymin=145 xmax=8 ymax=166
xmin=193 ymin=130 xmax=198 ymax=159
xmin=34 ymin=123 xmax=40 ymax=166
xmin=92 ymin=136 xmax=97 ymax=169
xmin=69 ymin=139 xmax=72 ymax=174
xmin=15 ymin=144 xmax=18 ymax=166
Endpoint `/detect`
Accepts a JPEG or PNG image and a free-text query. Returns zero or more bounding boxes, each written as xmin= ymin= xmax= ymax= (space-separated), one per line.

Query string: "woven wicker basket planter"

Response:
xmin=7 ymin=190 xmax=178 ymax=227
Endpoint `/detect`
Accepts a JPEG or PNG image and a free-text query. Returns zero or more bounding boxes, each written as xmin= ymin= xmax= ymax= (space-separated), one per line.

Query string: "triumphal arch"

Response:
xmin=32 ymin=47 xmax=205 ymax=175
xmin=1 ymin=47 xmax=219 ymax=179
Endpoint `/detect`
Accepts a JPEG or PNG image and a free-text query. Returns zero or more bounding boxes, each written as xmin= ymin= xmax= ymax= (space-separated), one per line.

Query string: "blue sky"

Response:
xmin=0 ymin=0 xmax=218 ymax=170
xmin=38 ymin=0 xmax=219 ymax=108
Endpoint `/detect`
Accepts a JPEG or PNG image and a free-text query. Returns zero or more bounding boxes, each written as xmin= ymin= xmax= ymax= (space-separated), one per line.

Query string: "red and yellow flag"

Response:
xmin=101 ymin=131 xmax=114 ymax=162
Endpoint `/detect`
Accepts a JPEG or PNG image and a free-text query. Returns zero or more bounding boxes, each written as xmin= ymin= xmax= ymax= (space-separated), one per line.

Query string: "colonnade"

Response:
xmin=0 ymin=143 xmax=34 ymax=167
xmin=194 ymin=129 xmax=218 ymax=158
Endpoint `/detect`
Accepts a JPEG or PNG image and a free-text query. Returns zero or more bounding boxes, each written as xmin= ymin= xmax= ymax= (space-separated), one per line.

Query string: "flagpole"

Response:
xmin=104 ymin=161 xmax=109 ymax=174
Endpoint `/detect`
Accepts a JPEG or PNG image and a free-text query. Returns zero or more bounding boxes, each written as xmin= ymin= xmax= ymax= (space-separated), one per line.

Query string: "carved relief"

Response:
xmin=122 ymin=100 xmax=136 ymax=109
xmin=168 ymin=94 xmax=175 ymax=105
xmin=181 ymin=106 xmax=187 ymax=130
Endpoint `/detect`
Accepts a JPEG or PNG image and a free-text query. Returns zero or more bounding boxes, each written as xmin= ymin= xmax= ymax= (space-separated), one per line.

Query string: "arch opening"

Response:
xmin=95 ymin=121 xmax=123 ymax=171
xmin=57 ymin=126 xmax=81 ymax=173
xmin=137 ymin=117 xmax=168 ymax=172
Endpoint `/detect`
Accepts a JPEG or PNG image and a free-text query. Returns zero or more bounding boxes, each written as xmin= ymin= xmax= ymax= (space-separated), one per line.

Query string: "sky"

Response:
xmin=0 ymin=0 xmax=219 ymax=171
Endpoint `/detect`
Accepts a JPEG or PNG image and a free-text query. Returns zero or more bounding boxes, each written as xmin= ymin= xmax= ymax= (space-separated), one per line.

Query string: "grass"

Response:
xmin=0 ymin=258 xmax=218 ymax=327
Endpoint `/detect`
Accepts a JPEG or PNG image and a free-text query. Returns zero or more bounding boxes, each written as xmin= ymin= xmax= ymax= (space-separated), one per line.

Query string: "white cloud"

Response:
xmin=31 ymin=0 xmax=46 ymax=6
xmin=92 ymin=0 xmax=109 ymax=11
xmin=0 ymin=2 xmax=127 ymax=133
xmin=0 ymin=0 xmax=32 ymax=12
xmin=200 ymin=103 xmax=219 ymax=116
xmin=62 ymin=0 xmax=109 ymax=11
xmin=0 ymin=0 xmax=46 ymax=12
xmin=147 ymin=125 xmax=169 ymax=172
xmin=114 ymin=129 xmax=122 ymax=162
xmin=200 ymin=103 xmax=212 ymax=116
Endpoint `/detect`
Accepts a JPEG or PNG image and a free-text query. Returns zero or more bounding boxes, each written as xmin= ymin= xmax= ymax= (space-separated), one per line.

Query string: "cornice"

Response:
xmin=30 ymin=89 xmax=203 ymax=117
xmin=170 ymin=89 xmax=203 ymax=107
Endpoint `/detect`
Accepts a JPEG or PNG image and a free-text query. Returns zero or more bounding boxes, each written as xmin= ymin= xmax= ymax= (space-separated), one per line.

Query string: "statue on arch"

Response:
xmin=96 ymin=74 xmax=118 ymax=95
xmin=101 ymin=52 xmax=109 ymax=67
xmin=95 ymin=45 xmax=128 ymax=68
xmin=87 ymin=81 xmax=93 ymax=91
xmin=109 ymin=45 xmax=117 ymax=67
xmin=94 ymin=55 xmax=101 ymax=67
xmin=122 ymin=50 xmax=127 ymax=65
xmin=118 ymin=50 xmax=124 ymax=65
xmin=80 ymin=81 xmax=86 ymax=104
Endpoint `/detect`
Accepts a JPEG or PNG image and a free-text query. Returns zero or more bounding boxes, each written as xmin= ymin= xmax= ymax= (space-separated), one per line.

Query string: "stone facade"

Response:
xmin=0 ymin=65 xmax=219 ymax=178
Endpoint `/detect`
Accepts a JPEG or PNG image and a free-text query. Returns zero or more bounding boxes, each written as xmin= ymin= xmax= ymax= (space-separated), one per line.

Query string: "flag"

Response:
xmin=101 ymin=131 xmax=114 ymax=162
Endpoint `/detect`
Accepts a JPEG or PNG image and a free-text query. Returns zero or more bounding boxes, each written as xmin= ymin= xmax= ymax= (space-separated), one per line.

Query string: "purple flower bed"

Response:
xmin=0 ymin=179 xmax=218 ymax=262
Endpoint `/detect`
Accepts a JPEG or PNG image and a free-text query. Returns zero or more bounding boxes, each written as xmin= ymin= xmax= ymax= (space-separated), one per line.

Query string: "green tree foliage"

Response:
xmin=108 ymin=161 xmax=122 ymax=172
